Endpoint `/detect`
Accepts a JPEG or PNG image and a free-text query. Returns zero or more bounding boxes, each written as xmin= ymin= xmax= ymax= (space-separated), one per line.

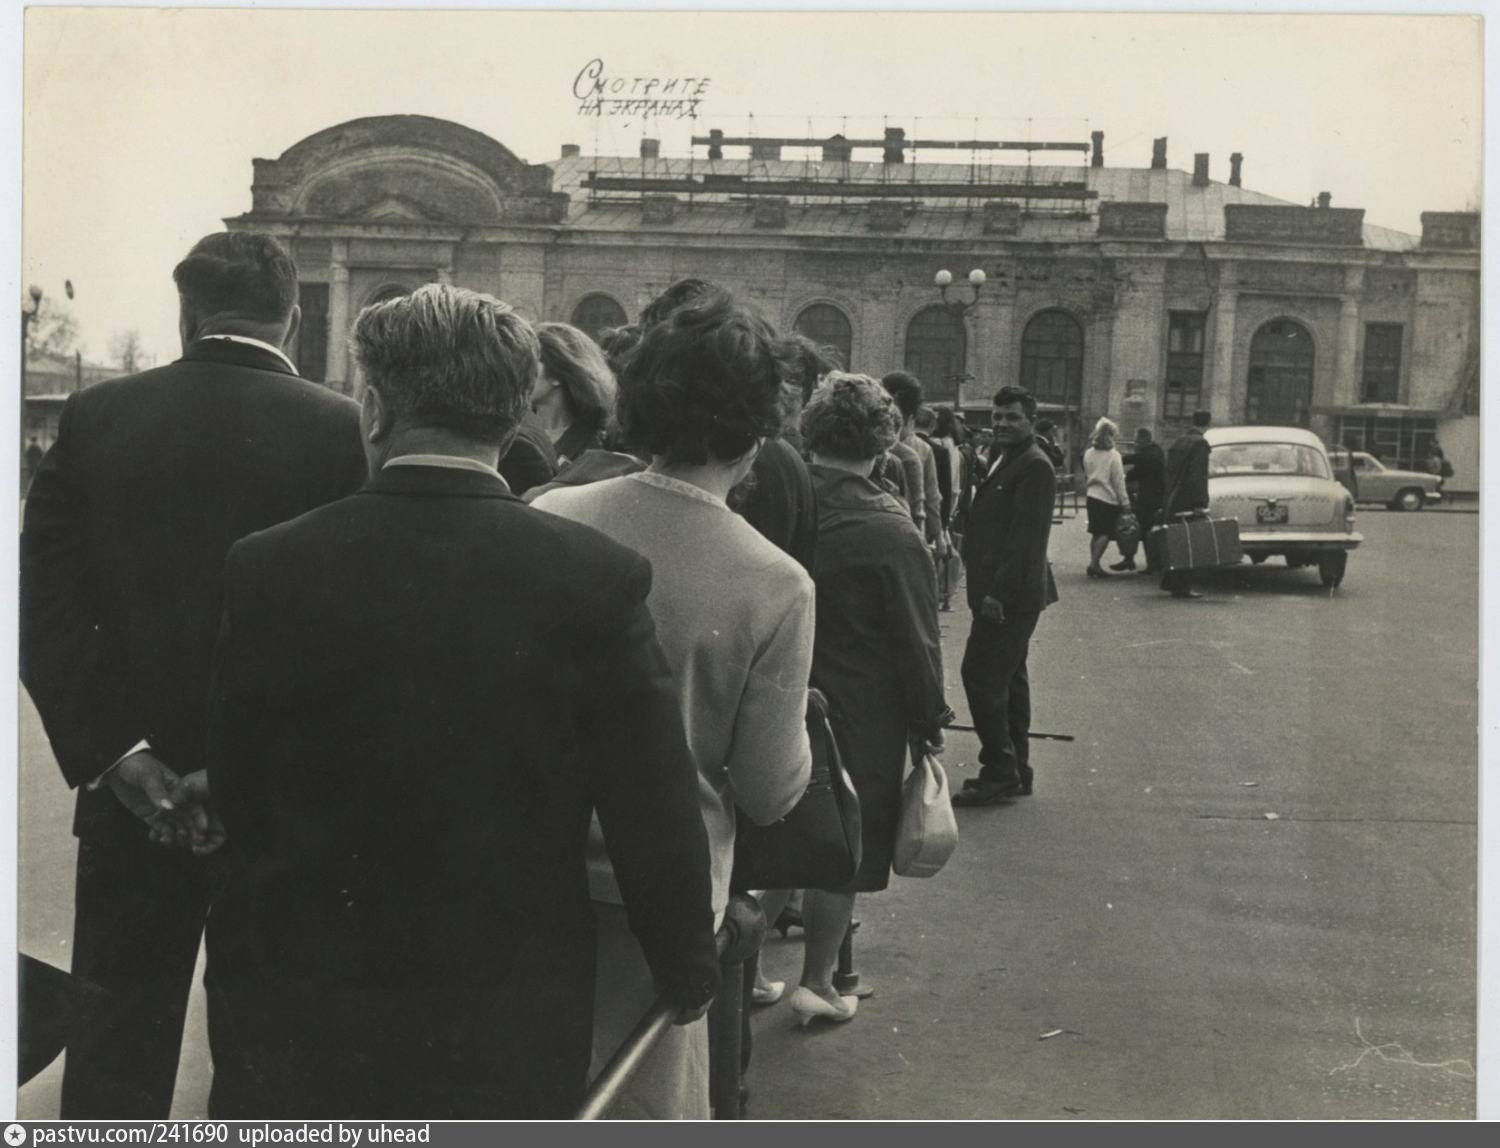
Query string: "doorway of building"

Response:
xmin=1246 ymin=318 xmax=1314 ymax=427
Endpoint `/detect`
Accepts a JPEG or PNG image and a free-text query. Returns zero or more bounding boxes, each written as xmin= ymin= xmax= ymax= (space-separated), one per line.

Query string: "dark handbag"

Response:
xmin=1115 ymin=512 xmax=1141 ymax=547
xmin=730 ymin=688 xmax=863 ymax=893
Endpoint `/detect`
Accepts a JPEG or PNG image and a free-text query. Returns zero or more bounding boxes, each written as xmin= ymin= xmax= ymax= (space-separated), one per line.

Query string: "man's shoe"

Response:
xmin=1108 ymin=559 xmax=1137 ymax=572
xmin=952 ymin=779 xmax=1022 ymax=806
xmin=1170 ymin=589 xmax=1204 ymax=599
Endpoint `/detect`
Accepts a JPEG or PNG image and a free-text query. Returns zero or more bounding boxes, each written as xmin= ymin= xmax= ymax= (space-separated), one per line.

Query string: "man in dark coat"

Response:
xmin=194 ymin=284 xmax=719 ymax=1119
xmin=737 ymin=435 xmax=818 ymax=575
xmin=19 ymin=232 xmax=367 ymax=1118
xmin=952 ymin=386 xmax=1060 ymax=807
xmin=497 ymin=410 xmax=559 ymax=496
xmin=1160 ymin=409 xmax=1214 ymax=599
xmin=1114 ymin=426 xmax=1167 ymax=573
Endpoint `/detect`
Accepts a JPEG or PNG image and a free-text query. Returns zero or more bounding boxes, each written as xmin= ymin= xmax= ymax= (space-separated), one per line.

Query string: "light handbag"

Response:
xmin=893 ymin=749 xmax=959 ymax=878
xmin=730 ymin=688 xmax=863 ymax=893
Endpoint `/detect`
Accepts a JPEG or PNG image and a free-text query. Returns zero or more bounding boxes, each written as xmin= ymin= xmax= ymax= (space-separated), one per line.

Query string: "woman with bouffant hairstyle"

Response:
xmin=532 ymin=289 xmax=812 ymax=1117
xmin=756 ymin=373 xmax=953 ymax=1029
xmin=530 ymin=322 xmax=618 ymax=465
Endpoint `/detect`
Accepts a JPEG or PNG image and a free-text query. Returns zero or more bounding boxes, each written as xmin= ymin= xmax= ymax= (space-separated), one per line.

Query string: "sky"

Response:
xmin=18 ymin=6 xmax=1483 ymax=367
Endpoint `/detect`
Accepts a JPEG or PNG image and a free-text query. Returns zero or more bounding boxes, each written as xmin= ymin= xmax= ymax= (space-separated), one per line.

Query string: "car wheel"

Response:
xmin=1393 ymin=488 xmax=1426 ymax=512
xmin=1318 ymin=551 xmax=1348 ymax=589
xmin=1249 ymin=553 xmax=1269 ymax=565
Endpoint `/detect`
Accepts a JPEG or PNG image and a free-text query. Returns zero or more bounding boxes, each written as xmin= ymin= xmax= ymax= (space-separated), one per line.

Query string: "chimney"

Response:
xmin=1090 ymin=131 xmax=1104 ymax=168
xmin=1229 ymin=152 xmax=1243 ymax=187
xmin=883 ymin=126 xmax=906 ymax=165
xmin=707 ymin=129 xmax=724 ymax=161
xmin=640 ymin=138 xmax=660 ymax=160
xmin=1193 ymin=153 xmax=1210 ymax=187
xmin=560 ymin=143 xmax=581 ymax=159
xmin=1151 ymin=138 xmax=1168 ymax=169
xmin=1317 ymin=191 xmax=1332 ymax=210
xmin=823 ymin=134 xmax=852 ymax=163
xmin=750 ymin=140 xmax=782 ymax=162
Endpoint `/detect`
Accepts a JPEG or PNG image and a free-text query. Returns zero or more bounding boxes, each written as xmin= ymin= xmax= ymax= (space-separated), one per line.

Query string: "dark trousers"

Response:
xmin=960 ymin=610 xmax=1040 ymax=787
xmin=60 ymin=830 xmax=222 ymax=1118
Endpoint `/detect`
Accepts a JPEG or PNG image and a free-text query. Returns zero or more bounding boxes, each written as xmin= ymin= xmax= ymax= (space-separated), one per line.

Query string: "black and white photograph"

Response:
xmin=6 ymin=3 xmax=1489 ymax=1122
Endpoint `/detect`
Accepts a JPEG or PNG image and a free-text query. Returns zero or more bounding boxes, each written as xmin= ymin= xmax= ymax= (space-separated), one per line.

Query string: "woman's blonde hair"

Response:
xmin=1091 ymin=416 xmax=1119 ymax=450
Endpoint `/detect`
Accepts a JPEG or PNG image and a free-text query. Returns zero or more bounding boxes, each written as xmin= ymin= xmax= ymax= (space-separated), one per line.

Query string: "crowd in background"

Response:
xmin=20 ymin=232 xmax=1056 ymax=1122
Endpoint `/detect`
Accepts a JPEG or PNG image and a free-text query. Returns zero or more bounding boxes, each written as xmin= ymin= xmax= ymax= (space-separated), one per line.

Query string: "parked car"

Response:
xmin=1204 ymin=426 xmax=1362 ymax=588
xmin=1345 ymin=451 xmax=1443 ymax=511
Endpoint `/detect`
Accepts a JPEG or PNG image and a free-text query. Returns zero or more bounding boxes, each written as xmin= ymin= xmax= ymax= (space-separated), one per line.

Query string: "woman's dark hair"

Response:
xmin=881 ymin=370 xmax=924 ymax=421
xmin=786 ymin=334 xmax=843 ymax=402
xmin=595 ymin=324 xmax=642 ymax=379
xmin=934 ymin=406 xmax=960 ymax=440
xmin=618 ymin=292 xmax=791 ymax=465
xmin=801 ymin=372 xmax=901 ymax=462
xmin=535 ymin=322 xmax=617 ymax=437
xmin=639 ymin=278 xmax=715 ymax=330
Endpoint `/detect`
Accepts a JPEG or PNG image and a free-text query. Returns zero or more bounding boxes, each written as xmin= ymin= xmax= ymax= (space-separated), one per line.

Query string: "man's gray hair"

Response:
xmin=352 ymin=284 xmax=539 ymax=443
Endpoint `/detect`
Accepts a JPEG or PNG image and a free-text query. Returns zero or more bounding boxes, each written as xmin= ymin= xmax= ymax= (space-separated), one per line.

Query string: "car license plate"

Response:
xmin=1256 ymin=504 xmax=1289 ymax=524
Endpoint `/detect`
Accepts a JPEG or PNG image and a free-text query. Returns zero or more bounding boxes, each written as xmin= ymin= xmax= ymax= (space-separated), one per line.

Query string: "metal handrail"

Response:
xmin=575 ymin=896 xmax=765 ymax=1120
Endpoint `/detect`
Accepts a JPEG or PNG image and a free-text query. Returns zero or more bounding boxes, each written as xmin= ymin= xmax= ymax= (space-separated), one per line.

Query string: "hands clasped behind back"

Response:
xmin=107 ymin=751 xmax=226 ymax=855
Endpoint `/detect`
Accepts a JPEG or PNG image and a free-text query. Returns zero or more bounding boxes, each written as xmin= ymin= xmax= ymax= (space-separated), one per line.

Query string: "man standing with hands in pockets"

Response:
xmin=952 ymin=386 xmax=1059 ymax=807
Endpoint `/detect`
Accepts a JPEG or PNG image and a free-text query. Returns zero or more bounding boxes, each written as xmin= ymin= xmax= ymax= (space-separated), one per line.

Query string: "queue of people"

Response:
xmin=19 ymin=231 xmax=1067 ymax=1120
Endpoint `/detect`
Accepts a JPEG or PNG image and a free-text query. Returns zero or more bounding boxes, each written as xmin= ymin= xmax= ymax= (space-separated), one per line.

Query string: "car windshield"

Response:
xmin=1209 ymin=442 xmax=1333 ymax=481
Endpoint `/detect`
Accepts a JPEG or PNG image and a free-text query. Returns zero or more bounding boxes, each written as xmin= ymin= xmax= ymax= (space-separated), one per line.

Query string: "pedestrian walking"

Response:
xmin=1160 ymin=409 xmax=1213 ymax=599
xmin=1082 ymin=417 xmax=1131 ymax=578
xmin=1115 ymin=427 xmax=1165 ymax=572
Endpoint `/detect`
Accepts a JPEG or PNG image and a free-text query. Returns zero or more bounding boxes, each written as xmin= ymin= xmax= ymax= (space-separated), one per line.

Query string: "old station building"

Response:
xmin=228 ymin=115 xmax=1480 ymax=487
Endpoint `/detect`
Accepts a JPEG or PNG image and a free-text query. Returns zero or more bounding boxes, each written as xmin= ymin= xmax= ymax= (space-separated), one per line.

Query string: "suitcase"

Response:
xmin=1154 ymin=515 xmax=1243 ymax=572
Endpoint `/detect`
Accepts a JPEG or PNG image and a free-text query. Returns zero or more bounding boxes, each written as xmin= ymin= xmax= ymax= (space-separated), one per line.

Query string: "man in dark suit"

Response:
xmin=19 ymin=232 xmax=368 ymax=1117
xmin=192 ymin=284 xmax=719 ymax=1119
xmin=1114 ymin=426 xmax=1167 ymax=573
xmin=952 ymin=386 xmax=1060 ymax=807
xmin=1159 ymin=409 xmax=1214 ymax=599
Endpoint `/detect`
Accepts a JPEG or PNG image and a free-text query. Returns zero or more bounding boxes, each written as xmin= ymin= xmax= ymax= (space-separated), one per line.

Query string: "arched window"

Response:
xmin=793 ymin=303 xmax=853 ymax=372
xmin=571 ymin=293 xmax=629 ymax=342
xmin=1020 ymin=310 xmax=1085 ymax=409
xmin=1247 ymin=319 xmax=1315 ymax=427
xmin=903 ymin=306 xmax=966 ymax=404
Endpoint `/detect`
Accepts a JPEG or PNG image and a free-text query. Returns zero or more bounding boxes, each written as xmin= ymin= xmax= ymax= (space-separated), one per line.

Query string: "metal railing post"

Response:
xmin=576 ymin=894 xmax=765 ymax=1120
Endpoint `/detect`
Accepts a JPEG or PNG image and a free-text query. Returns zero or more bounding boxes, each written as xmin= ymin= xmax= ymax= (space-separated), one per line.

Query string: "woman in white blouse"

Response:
xmin=533 ymin=286 xmax=812 ymax=1118
xmin=1082 ymin=417 xmax=1131 ymax=578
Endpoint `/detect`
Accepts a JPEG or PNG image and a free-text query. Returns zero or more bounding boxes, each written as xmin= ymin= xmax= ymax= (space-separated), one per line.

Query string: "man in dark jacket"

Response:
xmin=1114 ymin=426 xmax=1167 ymax=572
xmin=194 ymin=284 xmax=719 ymax=1119
xmin=19 ymin=232 xmax=368 ymax=1117
xmin=1160 ymin=409 xmax=1214 ymax=599
xmin=952 ymin=386 xmax=1060 ymax=806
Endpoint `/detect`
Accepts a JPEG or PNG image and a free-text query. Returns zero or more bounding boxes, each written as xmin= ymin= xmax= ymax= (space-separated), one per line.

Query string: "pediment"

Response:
xmin=358 ymin=196 xmax=441 ymax=223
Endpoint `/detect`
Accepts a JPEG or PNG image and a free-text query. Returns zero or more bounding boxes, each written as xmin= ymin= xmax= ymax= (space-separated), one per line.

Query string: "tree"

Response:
xmin=109 ymin=329 xmax=145 ymax=374
xmin=24 ymin=296 xmax=79 ymax=359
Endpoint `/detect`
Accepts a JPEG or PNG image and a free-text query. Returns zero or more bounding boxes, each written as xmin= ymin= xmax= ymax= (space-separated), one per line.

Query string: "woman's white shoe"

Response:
xmin=751 ymin=979 xmax=785 ymax=1006
xmin=789 ymin=986 xmax=858 ymax=1027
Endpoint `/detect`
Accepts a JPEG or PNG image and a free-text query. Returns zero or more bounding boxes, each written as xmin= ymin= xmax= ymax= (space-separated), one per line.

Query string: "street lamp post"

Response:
xmin=933 ymin=268 xmax=985 ymax=407
xmin=933 ymin=267 xmax=986 ymax=314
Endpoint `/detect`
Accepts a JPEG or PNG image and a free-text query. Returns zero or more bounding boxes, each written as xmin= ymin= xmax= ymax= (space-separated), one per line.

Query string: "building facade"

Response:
xmin=227 ymin=115 xmax=1480 ymax=489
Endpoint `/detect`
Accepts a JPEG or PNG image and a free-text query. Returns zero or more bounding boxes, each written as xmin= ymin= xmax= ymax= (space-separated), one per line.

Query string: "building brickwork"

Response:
xmin=227 ymin=115 xmax=1481 ymax=489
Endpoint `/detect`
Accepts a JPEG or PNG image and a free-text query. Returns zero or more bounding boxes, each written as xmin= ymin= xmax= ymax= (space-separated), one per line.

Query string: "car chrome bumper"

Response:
xmin=1238 ymin=530 xmax=1363 ymax=551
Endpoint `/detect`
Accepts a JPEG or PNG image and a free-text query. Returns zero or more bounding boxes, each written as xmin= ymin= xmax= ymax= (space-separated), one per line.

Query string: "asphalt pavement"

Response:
xmin=16 ymin=506 xmax=1479 ymax=1119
